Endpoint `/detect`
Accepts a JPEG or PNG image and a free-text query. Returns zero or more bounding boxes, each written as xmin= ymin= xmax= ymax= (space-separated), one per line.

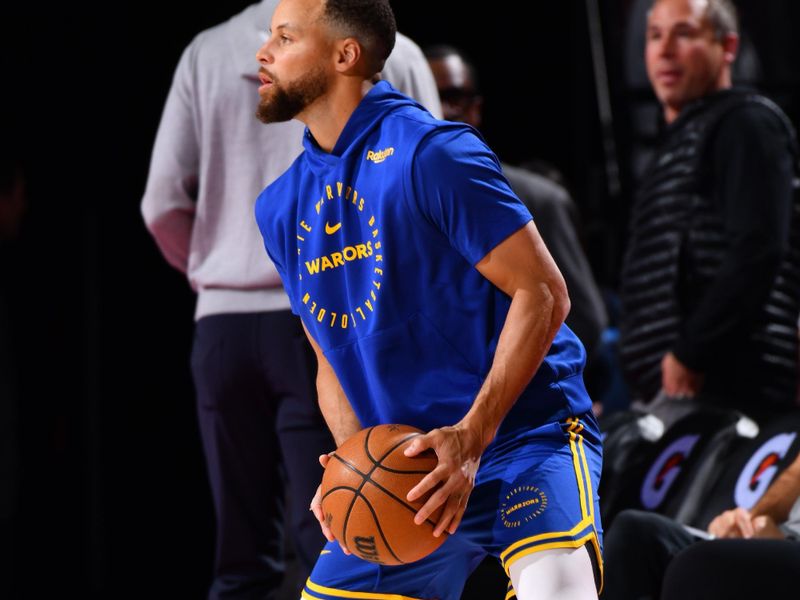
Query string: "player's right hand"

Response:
xmin=707 ymin=507 xmax=754 ymax=538
xmin=404 ymin=424 xmax=482 ymax=537
xmin=311 ymin=453 xmax=351 ymax=554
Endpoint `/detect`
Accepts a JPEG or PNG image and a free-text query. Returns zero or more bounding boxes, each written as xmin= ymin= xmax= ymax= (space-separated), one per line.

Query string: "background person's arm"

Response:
xmin=751 ymin=452 xmax=800 ymax=524
xmin=708 ymin=452 xmax=800 ymax=538
xmin=140 ymin=43 xmax=201 ymax=276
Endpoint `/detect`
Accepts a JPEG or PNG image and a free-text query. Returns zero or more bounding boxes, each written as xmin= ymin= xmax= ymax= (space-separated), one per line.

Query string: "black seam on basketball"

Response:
xmin=358 ymin=427 xmax=444 ymax=531
xmin=375 ymin=465 xmax=431 ymax=475
xmin=340 ymin=488 xmax=404 ymax=564
xmin=365 ymin=478 xmax=449 ymax=533
xmin=363 ymin=431 xmax=423 ymax=489
xmin=321 ymin=485 xmax=361 ymax=501
xmin=355 ymin=492 xmax=405 ymax=564
xmin=363 ymin=427 xmax=421 ymax=467
xmin=329 ymin=453 xmax=369 ymax=542
xmin=377 ymin=433 xmax=422 ymax=464
xmin=331 ymin=453 xmax=368 ymax=478
xmin=342 ymin=488 xmax=359 ymax=544
xmin=364 ymin=426 xmax=378 ymax=465
xmin=331 ymin=453 xmax=371 ymax=532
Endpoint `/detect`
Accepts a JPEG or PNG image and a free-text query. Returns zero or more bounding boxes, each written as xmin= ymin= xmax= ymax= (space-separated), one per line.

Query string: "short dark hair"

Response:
xmin=322 ymin=0 xmax=397 ymax=75
xmin=422 ymin=44 xmax=480 ymax=93
xmin=704 ymin=0 xmax=739 ymax=39
xmin=650 ymin=0 xmax=738 ymax=40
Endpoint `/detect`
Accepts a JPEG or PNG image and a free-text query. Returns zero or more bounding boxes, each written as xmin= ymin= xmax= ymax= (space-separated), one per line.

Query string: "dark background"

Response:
xmin=2 ymin=1 xmax=799 ymax=597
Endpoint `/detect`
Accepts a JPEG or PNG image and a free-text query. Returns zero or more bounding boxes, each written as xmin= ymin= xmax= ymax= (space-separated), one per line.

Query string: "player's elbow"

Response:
xmin=548 ymin=272 xmax=570 ymax=328
xmin=522 ymin=265 xmax=570 ymax=331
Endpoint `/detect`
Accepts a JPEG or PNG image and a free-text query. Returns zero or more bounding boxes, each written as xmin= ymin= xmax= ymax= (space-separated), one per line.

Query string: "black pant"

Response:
xmin=0 ymin=291 xmax=18 ymax=600
xmin=662 ymin=538 xmax=800 ymax=599
xmin=601 ymin=509 xmax=697 ymax=600
xmin=191 ymin=311 xmax=334 ymax=600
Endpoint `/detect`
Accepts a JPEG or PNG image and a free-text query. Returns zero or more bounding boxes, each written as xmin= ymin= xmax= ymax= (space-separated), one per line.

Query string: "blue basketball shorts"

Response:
xmin=301 ymin=413 xmax=604 ymax=600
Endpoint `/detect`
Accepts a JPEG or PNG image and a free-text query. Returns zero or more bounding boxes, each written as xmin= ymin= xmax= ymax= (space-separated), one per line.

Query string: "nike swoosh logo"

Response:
xmin=325 ymin=221 xmax=342 ymax=235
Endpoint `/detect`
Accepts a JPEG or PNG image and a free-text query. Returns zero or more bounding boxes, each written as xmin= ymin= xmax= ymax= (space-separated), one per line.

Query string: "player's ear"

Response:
xmin=335 ymin=37 xmax=361 ymax=73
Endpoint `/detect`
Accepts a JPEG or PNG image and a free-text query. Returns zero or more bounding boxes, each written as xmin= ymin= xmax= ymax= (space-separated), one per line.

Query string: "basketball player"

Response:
xmin=253 ymin=0 xmax=603 ymax=598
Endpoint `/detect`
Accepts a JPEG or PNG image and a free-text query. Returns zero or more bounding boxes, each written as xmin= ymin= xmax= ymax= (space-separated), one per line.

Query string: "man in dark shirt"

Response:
xmin=619 ymin=0 xmax=800 ymax=421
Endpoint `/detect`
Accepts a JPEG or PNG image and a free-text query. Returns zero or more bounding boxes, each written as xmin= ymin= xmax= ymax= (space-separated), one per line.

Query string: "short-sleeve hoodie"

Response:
xmin=256 ymin=82 xmax=590 ymax=445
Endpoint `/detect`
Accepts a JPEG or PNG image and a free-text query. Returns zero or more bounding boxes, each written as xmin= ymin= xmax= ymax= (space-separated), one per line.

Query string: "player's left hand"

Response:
xmin=310 ymin=452 xmax=351 ymax=555
xmin=403 ymin=424 xmax=483 ymax=537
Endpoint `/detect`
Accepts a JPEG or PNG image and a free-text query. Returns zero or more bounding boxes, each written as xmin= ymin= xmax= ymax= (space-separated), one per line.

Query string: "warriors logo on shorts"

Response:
xmin=500 ymin=485 xmax=548 ymax=528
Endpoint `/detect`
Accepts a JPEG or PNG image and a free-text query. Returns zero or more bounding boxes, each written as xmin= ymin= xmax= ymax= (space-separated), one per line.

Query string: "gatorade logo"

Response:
xmin=750 ymin=453 xmax=780 ymax=489
xmin=655 ymin=453 xmax=686 ymax=490
xmin=734 ymin=433 xmax=797 ymax=509
xmin=641 ymin=434 xmax=700 ymax=509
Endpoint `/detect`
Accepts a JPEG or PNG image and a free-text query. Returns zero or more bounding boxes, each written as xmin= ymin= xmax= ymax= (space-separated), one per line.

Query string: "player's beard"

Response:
xmin=256 ymin=65 xmax=329 ymax=124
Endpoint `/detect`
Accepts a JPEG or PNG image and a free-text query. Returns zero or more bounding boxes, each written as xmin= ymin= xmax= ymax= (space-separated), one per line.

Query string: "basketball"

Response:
xmin=320 ymin=424 xmax=447 ymax=565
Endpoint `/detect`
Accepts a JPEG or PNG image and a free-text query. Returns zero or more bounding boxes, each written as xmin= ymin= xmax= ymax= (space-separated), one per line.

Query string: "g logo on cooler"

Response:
xmin=640 ymin=434 xmax=700 ymax=509
xmin=734 ymin=433 xmax=797 ymax=509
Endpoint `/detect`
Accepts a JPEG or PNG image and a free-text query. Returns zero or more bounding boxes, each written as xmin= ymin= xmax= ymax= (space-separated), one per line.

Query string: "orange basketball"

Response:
xmin=320 ymin=424 xmax=447 ymax=565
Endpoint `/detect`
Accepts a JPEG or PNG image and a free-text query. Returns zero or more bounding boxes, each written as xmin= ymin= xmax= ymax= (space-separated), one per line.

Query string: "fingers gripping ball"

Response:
xmin=320 ymin=424 xmax=447 ymax=565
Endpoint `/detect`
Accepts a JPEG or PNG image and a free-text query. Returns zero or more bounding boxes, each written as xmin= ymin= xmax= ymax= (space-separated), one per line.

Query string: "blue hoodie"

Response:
xmin=256 ymin=81 xmax=590 ymax=446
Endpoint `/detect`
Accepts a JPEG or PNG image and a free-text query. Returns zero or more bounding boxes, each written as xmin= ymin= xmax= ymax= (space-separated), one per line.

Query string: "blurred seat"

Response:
xmin=599 ymin=406 xmax=748 ymax=527
xmin=680 ymin=409 xmax=800 ymax=529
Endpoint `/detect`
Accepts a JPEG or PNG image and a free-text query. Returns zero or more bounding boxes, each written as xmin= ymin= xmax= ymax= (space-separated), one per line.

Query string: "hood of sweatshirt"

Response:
xmin=300 ymin=81 xmax=426 ymax=176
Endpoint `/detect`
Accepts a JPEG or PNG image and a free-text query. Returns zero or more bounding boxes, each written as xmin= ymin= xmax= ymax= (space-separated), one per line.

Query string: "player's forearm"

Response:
xmin=461 ymin=280 xmax=569 ymax=450
xmin=751 ymin=458 xmax=800 ymax=522
xmin=302 ymin=322 xmax=362 ymax=446
xmin=316 ymin=357 xmax=362 ymax=446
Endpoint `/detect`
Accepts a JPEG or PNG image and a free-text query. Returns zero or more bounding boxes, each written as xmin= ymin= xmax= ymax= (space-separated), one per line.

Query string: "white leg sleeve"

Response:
xmin=509 ymin=545 xmax=598 ymax=600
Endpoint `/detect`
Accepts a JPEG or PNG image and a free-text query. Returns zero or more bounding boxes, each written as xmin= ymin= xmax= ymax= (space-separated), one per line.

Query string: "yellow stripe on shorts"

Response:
xmin=304 ymin=578 xmax=423 ymax=600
